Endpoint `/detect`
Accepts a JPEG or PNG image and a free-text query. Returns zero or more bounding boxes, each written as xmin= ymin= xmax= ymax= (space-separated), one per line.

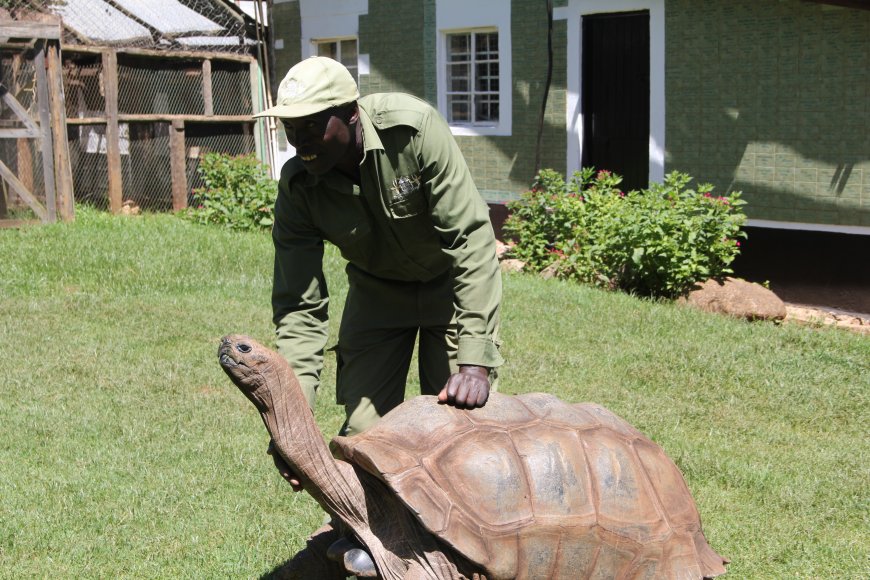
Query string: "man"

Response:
xmin=254 ymin=55 xmax=503 ymax=577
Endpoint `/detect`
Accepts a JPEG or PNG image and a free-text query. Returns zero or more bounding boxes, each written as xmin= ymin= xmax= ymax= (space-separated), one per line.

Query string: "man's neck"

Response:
xmin=335 ymin=121 xmax=364 ymax=184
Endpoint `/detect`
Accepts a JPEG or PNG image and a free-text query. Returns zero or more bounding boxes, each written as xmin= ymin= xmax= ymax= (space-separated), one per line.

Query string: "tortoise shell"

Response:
xmin=331 ymin=392 xmax=726 ymax=579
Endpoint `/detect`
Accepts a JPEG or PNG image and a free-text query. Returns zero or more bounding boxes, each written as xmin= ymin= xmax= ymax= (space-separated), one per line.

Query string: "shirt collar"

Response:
xmin=356 ymin=102 xmax=384 ymax=153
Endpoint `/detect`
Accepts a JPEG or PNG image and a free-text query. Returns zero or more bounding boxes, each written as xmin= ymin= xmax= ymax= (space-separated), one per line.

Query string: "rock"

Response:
xmin=499 ymin=258 xmax=525 ymax=273
xmin=539 ymin=262 xmax=560 ymax=279
xmin=680 ymin=277 xmax=787 ymax=321
xmin=120 ymin=200 xmax=141 ymax=216
xmin=785 ymin=305 xmax=870 ymax=335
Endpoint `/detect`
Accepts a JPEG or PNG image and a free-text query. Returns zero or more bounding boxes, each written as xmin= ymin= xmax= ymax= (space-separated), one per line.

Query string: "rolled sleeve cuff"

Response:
xmin=456 ymin=336 xmax=504 ymax=369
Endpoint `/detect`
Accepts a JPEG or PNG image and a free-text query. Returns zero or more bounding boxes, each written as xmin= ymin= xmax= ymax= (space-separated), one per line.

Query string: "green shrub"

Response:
xmin=180 ymin=153 xmax=277 ymax=231
xmin=504 ymin=168 xmax=747 ymax=298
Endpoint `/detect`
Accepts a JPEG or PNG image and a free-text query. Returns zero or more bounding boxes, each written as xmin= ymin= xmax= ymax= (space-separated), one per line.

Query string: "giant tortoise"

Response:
xmin=218 ymin=334 xmax=727 ymax=579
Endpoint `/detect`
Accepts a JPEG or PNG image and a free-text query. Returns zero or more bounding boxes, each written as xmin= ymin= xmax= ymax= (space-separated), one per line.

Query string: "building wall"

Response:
xmin=665 ymin=0 xmax=870 ymax=229
xmin=272 ymin=0 xmax=869 ymax=231
xmin=357 ymin=1 xmax=426 ymax=96
xmin=270 ymin=0 xmax=302 ymax=90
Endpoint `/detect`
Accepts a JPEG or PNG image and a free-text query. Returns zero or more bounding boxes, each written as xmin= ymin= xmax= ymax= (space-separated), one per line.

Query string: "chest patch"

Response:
xmin=390 ymin=173 xmax=422 ymax=202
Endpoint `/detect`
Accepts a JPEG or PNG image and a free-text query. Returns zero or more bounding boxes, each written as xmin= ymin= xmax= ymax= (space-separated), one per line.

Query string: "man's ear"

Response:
xmin=348 ymin=103 xmax=360 ymax=124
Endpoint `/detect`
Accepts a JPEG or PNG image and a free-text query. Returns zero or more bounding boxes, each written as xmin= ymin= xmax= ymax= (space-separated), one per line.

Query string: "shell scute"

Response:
xmin=516 ymin=392 xmax=600 ymax=428
xmin=583 ymin=433 xmax=671 ymax=543
xmin=423 ymin=429 xmax=533 ymax=527
xmin=509 ymin=424 xmax=596 ymax=520
xmin=634 ymin=438 xmax=701 ymax=529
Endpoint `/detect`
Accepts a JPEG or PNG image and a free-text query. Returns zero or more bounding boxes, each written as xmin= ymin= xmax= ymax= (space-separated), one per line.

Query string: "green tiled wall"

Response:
xmin=454 ymin=3 xmax=568 ymax=202
xmin=665 ymin=0 xmax=870 ymax=227
xmin=357 ymin=2 xmax=426 ymax=96
xmin=270 ymin=1 xmax=301 ymax=91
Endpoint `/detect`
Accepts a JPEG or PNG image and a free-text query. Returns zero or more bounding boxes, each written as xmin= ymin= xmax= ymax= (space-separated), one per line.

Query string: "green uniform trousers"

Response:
xmin=335 ymin=265 xmax=497 ymax=436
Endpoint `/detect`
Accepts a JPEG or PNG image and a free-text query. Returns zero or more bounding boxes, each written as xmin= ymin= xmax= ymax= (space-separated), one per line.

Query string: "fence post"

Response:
xmin=47 ymin=41 xmax=75 ymax=221
xmin=102 ymin=49 xmax=123 ymax=213
xmin=169 ymin=120 xmax=188 ymax=211
xmin=202 ymin=59 xmax=214 ymax=117
xmin=34 ymin=42 xmax=57 ymax=223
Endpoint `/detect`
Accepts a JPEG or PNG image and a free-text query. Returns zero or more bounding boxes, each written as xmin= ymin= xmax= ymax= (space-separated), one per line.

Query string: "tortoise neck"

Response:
xmin=249 ymin=360 xmax=412 ymax=578
xmin=251 ymin=364 xmax=368 ymax=523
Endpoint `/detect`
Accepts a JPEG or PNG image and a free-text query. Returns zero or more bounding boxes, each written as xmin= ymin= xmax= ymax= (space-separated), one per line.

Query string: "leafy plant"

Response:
xmin=504 ymin=168 xmax=748 ymax=298
xmin=180 ymin=153 xmax=277 ymax=231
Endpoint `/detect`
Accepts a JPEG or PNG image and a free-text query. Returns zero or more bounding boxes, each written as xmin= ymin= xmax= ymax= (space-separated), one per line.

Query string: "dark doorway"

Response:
xmin=582 ymin=11 xmax=650 ymax=191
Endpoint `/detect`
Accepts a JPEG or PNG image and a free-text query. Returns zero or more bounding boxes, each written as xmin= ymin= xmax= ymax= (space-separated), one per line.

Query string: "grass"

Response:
xmin=1 ymin=206 xmax=867 ymax=578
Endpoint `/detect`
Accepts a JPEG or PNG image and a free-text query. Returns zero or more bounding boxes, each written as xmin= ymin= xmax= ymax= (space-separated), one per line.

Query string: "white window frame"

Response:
xmin=443 ymin=29 xmax=501 ymax=127
xmin=436 ymin=0 xmax=512 ymax=137
xmin=312 ymin=36 xmax=360 ymax=81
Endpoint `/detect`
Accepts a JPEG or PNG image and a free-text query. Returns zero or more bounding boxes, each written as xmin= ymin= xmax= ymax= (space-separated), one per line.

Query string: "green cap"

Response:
xmin=253 ymin=56 xmax=359 ymax=119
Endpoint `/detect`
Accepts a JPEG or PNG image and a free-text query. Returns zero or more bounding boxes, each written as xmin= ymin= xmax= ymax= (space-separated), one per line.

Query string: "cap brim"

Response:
xmin=252 ymin=102 xmax=333 ymax=119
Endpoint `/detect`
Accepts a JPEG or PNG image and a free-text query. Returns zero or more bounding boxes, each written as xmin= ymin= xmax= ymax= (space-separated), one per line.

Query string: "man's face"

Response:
xmin=282 ymin=107 xmax=354 ymax=176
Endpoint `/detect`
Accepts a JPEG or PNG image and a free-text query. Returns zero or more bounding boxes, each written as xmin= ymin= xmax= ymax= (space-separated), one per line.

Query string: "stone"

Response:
xmin=681 ymin=277 xmax=787 ymax=321
xmin=499 ymin=258 xmax=525 ymax=273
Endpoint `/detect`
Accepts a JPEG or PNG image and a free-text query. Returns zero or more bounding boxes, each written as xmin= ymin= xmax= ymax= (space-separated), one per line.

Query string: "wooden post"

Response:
xmin=202 ymin=58 xmax=214 ymax=117
xmin=12 ymin=54 xmax=34 ymax=196
xmin=102 ymin=49 xmax=123 ymax=213
xmin=34 ymin=43 xmax=57 ymax=223
xmin=249 ymin=59 xmax=267 ymax=168
xmin=0 ymin=174 xmax=7 ymax=218
xmin=46 ymin=41 xmax=75 ymax=221
xmin=169 ymin=119 xmax=188 ymax=211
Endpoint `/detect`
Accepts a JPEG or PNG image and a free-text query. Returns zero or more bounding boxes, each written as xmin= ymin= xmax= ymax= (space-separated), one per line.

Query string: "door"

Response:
xmin=582 ymin=11 xmax=650 ymax=191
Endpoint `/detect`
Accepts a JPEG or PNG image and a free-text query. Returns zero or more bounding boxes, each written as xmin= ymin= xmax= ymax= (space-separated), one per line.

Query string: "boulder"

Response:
xmin=499 ymin=258 xmax=525 ymax=273
xmin=680 ymin=277 xmax=787 ymax=321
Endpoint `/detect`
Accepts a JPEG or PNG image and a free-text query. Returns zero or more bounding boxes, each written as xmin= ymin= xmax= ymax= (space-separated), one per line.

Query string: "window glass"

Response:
xmin=446 ymin=30 xmax=498 ymax=125
xmin=315 ymin=38 xmax=359 ymax=82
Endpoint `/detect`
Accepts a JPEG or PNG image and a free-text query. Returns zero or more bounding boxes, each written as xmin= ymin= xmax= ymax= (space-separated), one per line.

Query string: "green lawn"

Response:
xmin=1 ymin=208 xmax=867 ymax=578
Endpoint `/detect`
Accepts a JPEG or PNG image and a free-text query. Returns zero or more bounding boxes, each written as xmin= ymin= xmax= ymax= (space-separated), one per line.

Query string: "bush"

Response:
xmin=180 ymin=153 xmax=277 ymax=231
xmin=504 ymin=168 xmax=747 ymax=298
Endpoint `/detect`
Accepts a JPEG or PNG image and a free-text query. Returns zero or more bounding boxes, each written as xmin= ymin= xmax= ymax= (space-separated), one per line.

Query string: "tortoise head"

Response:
xmin=218 ymin=334 xmax=275 ymax=395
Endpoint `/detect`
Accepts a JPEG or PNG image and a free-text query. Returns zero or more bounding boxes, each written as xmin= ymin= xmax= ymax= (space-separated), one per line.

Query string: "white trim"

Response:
xmin=746 ymin=219 xmax=870 ymax=236
xmin=298 ymin=0 xmax=367 ymax=59
xmin=436 ymin=0 xmax=512 ymax=137
xmin=557 ymin=0 xmax=665 ymax=184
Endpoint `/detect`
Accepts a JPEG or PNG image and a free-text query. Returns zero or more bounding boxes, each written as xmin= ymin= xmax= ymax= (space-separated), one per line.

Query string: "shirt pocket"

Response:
xmin=387 ymin=173 xmax=427 ymax=219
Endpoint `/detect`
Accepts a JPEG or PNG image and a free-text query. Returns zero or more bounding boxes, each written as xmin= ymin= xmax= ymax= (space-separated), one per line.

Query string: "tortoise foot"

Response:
xmin=327 ymin=537 xmax=378 ymax=577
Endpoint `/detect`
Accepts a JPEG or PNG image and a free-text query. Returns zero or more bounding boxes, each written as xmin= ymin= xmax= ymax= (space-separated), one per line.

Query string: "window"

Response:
xmin=445 ymin=30 xmax=499 ymax=125
xmin=314 ymin=38 xmax=358 ymax=81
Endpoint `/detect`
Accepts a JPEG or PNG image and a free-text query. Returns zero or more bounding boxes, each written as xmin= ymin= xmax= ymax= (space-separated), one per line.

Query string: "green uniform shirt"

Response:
xmin=272 ymin=93 xmax=503 ymax=396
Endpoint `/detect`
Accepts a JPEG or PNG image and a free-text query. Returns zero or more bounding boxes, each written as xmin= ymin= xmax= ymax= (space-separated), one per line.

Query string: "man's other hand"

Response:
xmin=267 ymin=439 xmax=304 ymax=492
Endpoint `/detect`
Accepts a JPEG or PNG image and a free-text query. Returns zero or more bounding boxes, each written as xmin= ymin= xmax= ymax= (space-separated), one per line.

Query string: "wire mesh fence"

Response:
xmin=0 ymin=49 xmax=47 ymax=222
xmin=3 ymin=1 xmax=266 ymax=216
xmin=67 ymin=121 xmax=257 ymax=212
xmin=6 ymin=0 xmax=255 ymax=56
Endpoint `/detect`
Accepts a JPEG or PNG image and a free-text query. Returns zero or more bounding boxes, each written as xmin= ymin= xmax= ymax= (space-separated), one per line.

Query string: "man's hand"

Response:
xmin=267 ymin=439 xmax=304 ymax=492
xmin=438 ymin=365 xmax=490 ymax=409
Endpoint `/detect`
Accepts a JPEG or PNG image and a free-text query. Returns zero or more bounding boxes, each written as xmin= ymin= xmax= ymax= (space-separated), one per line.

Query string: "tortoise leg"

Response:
xmin=266 ymin=521 xmax=348 ymax=580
